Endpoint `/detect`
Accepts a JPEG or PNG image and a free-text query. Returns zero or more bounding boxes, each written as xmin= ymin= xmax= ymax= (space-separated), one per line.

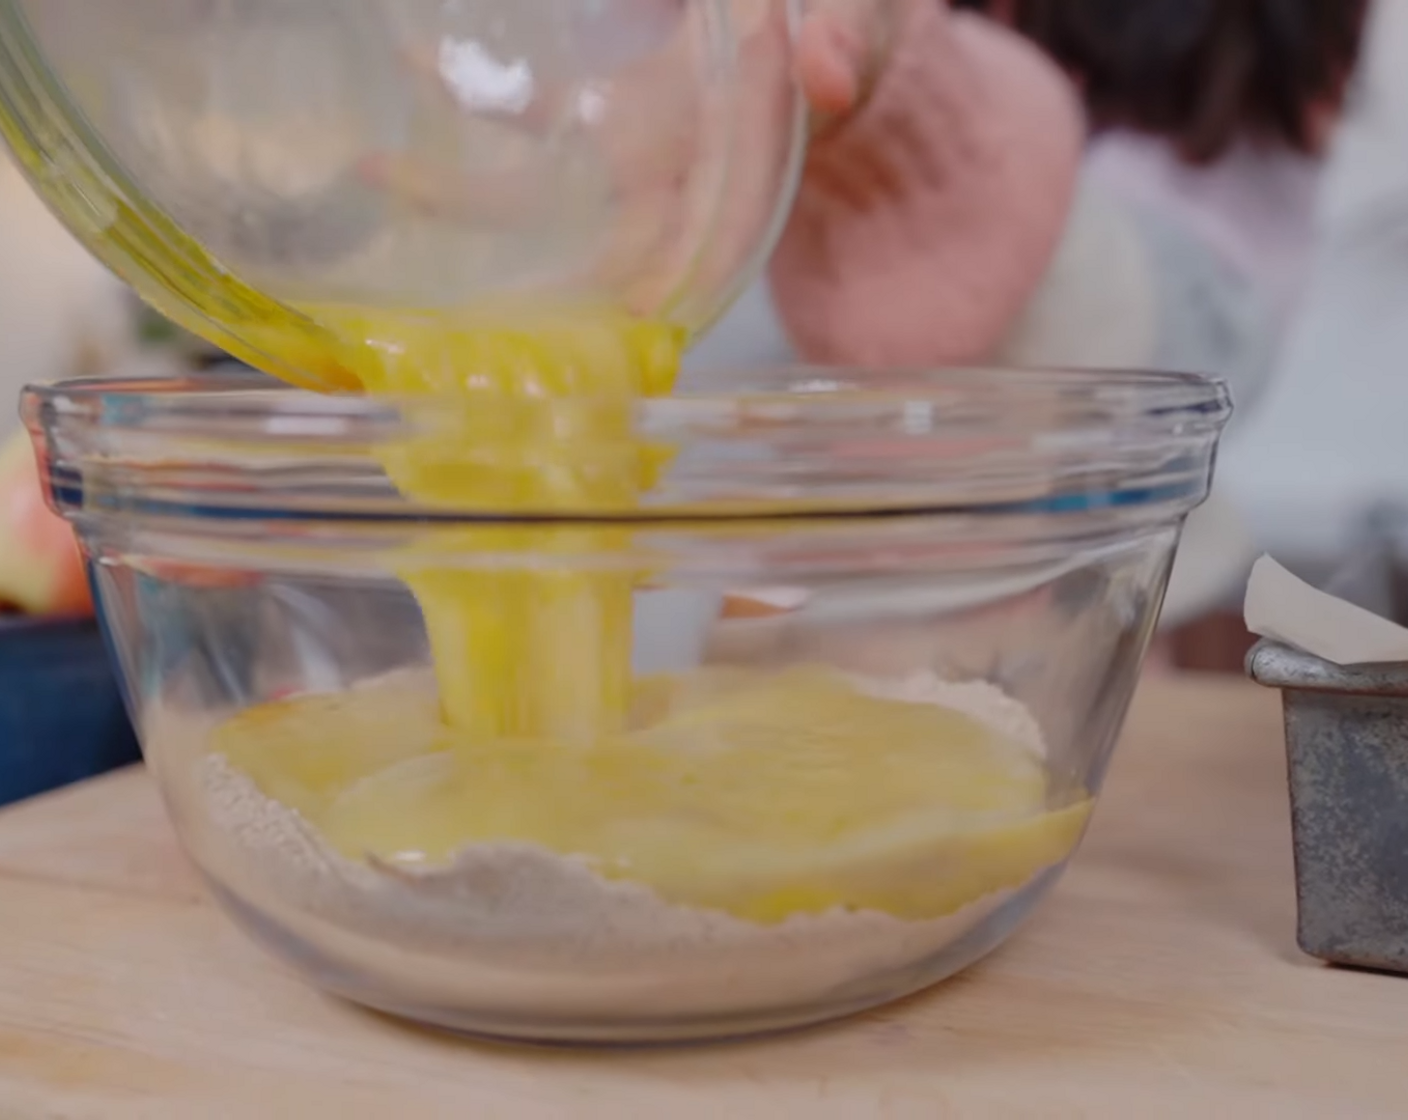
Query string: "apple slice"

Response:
xmin=0 ymin=429 xmax=93 ymax=617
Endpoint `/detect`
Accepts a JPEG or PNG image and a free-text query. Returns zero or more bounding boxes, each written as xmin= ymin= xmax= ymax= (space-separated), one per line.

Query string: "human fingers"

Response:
xmin=796 ymin=0 xmax=901 ymax=120
xmin=795 ymin=10 xmax=867 ymax=115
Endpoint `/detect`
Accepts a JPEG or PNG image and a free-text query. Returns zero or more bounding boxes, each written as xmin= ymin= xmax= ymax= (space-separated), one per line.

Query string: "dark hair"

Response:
xmin=953 ymin=0 xmax=1369 ymax=164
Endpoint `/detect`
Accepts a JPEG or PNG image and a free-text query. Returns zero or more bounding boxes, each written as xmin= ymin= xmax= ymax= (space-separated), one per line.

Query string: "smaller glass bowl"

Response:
xmin=0 ymin=0 xmax=816 ymax=378
xmin=24 ymin=366 xmax=1229 ymax=1044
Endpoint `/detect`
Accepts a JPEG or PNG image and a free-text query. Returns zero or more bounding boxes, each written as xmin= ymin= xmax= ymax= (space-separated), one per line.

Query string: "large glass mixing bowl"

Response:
xmin=24 ymin=366 xmax=1230 ymax=1044
xmin=0 ymin=0 xmax=812 ymax=386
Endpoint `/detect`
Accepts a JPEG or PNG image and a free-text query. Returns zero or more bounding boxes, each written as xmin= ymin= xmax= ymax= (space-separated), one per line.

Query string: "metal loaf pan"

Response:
xmin=1248 ymin=640 xmax=1408 ymax=974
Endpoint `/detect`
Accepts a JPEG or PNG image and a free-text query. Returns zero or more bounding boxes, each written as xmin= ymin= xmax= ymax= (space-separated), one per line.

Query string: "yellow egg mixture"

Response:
xmin=185 ymin=297 xmax=1091 ymax=924
xmin=217 ymin=666 xmax=1091 ymax=924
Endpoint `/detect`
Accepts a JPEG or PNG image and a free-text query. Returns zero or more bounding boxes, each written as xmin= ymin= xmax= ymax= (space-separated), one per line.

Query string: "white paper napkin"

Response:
xmin=1244 ymin=554 xmax=1408 ymax=665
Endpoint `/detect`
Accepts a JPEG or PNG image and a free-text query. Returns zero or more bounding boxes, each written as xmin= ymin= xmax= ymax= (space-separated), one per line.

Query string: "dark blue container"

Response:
xmin=0 ymin=614 xmax=142 ymax=808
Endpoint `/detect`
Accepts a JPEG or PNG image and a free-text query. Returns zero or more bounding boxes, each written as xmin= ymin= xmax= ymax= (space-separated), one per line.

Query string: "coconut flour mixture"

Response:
xmin=190 ymin=670 xmax=1090 ymax=1016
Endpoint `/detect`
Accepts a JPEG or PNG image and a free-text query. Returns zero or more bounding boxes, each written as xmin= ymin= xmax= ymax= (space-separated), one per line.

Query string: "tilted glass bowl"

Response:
xmin=0 ymin=0 xmax=814 ymax=385
xmin=24 ymin=366 xmax=1229 ymax=1044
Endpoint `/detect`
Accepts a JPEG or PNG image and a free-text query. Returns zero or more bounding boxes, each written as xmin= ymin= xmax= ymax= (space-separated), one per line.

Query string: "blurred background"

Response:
xmin=1133 ymin=0 xmax=1408 ymax=667
xmin=1209 ymin=0 xmax=1408 ymax=658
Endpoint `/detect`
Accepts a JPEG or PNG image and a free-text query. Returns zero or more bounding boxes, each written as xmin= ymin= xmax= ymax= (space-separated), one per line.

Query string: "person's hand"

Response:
xmin=771 ymin=0 xmax=1088 ymax=367
xmin=792 ymin=0 xmax=897 ymax=117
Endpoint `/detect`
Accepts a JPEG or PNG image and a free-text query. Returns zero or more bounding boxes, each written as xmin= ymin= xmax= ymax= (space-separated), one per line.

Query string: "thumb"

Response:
xmin=795 ymin=0 xmax=904 ymax=121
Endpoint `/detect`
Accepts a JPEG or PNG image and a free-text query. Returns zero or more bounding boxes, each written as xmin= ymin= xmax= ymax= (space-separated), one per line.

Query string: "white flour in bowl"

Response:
xmin=189 ymin=672 xmax=1059 ymax=1019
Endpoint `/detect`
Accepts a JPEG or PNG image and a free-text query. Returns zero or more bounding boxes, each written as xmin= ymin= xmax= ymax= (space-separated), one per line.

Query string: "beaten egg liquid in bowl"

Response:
xmin=123 ymin=283 xmax=1086 ymax=926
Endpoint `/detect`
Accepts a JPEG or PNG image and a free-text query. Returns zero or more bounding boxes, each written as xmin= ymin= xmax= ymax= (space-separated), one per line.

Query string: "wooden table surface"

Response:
xmin=1 ymin=675 xmax=1406 ymax=1118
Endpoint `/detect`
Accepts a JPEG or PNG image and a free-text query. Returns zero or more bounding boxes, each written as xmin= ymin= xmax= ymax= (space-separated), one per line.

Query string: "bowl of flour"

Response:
xmin=152 ymin=665 xmax=1093 ymax=1043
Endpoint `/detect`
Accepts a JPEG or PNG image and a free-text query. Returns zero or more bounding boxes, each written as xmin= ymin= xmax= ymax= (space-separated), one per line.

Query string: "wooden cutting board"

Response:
xmin=0 ymin=675 xmax=1405 ymax=1118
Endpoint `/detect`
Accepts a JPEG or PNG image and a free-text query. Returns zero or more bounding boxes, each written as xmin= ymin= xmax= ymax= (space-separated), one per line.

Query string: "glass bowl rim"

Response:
xmin=23 ymin=364 xmax=1232 ymax=525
